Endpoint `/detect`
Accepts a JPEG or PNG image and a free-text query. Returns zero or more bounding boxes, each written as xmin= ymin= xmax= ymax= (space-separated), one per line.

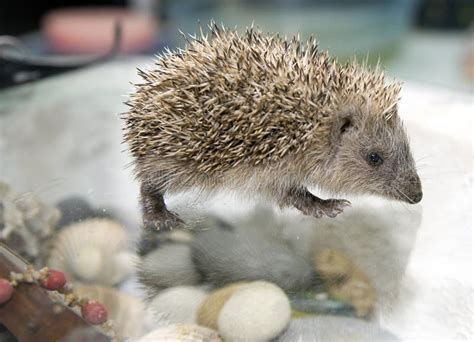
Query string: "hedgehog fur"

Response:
xmin=123 ymin=23 xmax=422 ymax=229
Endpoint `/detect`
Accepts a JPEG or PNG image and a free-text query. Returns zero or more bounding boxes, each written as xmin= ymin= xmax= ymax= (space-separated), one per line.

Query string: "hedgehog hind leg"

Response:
xmin=140 ymin=182 xmax=184 ymax=231
xmin=285 ymin=187 xmax=351 ymax=219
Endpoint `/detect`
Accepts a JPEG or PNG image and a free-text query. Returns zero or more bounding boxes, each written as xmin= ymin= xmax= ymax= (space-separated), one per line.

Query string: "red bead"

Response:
xmin=40 ymin=269 xmax=66 ymax=291
xmin=81 ymin=302 xmax=108 ymax=325
xmin=0 ymin=278 xmax=13 ymax=305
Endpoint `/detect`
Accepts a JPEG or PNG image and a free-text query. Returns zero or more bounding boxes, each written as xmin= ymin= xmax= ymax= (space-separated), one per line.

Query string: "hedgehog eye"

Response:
xmin=367 ymin=152 xmax=383 ymax=166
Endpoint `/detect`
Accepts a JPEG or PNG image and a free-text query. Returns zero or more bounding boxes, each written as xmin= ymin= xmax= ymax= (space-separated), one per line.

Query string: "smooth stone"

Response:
xmin=191 ymin=227 xmax=316 ymax=293
xmin=56 ymin=196 xmax=110 ymax=229
xmin=138 ymin=243 xmax=201 ymax=297
xmin=290 ymin=297 xmax=355 ymax=317
xmin=147 ymin=286 xmax=208 ymax=325
xmin=137 ymin=227 xmax=194 ymax=257
xmin=197 ymin=282 xmax=247 ymax=330
xmin=276 ymin=316 xmax=400 ymax=341
xmin=218 ymin=281 xmax=291 ymax=342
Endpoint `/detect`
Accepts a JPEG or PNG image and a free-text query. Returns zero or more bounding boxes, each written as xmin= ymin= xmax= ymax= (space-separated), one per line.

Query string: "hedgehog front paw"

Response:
xmin=318 ymin=199 xmax=351 ymax=218
xmin=143 ymin=209 xmax=184 ymax=231
xmin=298 ymin=198 xmax=351 ymax=219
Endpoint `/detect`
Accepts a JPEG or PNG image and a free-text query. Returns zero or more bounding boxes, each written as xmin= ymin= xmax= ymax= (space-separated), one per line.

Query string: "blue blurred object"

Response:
xmin=165 ymin=0 xmax=418 ymax=62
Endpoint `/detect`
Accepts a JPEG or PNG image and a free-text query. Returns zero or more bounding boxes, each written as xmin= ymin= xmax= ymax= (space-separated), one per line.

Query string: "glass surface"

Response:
xmin=0 ymin=1 xmax=472 ymax=340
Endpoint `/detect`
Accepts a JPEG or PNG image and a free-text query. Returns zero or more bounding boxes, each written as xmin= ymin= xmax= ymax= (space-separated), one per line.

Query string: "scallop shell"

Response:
xmin=75 ymin=285 xmax=147 ymax=339
xmin=46 ymin=218 xmax=136 ymax=286
xmin=137 ymin=325 xmax=222 ymax=342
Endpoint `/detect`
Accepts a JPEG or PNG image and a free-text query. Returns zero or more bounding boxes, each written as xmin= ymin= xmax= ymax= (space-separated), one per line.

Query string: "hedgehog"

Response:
xmin=123 ymin=23 xmax=422 ymax=231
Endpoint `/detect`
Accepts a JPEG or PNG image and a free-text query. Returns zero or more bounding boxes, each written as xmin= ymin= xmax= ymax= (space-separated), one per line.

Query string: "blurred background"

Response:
xmin=0 ymin=1 xmax=473 ymax=341
xmin=0 ymin=0 xmax=473 ymax=90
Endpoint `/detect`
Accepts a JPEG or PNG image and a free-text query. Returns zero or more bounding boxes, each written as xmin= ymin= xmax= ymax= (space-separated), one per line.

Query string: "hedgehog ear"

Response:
xmin=331 ymin=113 xmax=356 ymax=144
xmin=331 ymin=112 xmax=356 ymax=145
xmin=339 ymin=117 xmax=353 ymax=134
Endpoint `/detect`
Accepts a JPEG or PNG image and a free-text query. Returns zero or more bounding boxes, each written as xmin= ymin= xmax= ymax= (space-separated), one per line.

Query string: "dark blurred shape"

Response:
xmin=55 ymin=196 xmax=112 ymax=229
xmin=0 ymin=0 xmax=126 ymax=35
xmin=0 ymin=324 xmax=17 ymax=342
xmin=416 ymin=0 xmax=474 ymax=29
xmin=0 ymin=22 xmax=120 ymax=89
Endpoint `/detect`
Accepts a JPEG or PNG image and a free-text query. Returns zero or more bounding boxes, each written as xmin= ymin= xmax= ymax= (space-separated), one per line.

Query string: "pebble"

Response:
xmin=137 ymin=228 xmax=194 ymax=257
xmin=137 ymin=324 xmax=221 ymax=342
xmin=147 ymin=286 xmax=208 ymax=325
xmin=191 ymin=227 xmax=316 ymax=293
xmin=276 ymin=316 xmax=399 ymax=341
xmin=138 ymin=244 xmax=201 ymax=297
xmin=290 ymin=290 xmax=355 ymax=316
xmin=218 ymin=281 xmax=291 ymax=341
xmin=0 ymin=279 xmax=13 ymax=304
xmin=56 ymin=196 xmax=110 ymax=229
xmin=197 ymin=282 xmax=247 ymax=330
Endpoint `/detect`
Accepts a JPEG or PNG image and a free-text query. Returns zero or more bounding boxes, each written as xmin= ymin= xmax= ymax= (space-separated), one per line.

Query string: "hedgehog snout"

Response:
xmin=404 ymin=174 xmax=423 ymax=204
xmin=411 ymin=191 xmax=423 ymax=203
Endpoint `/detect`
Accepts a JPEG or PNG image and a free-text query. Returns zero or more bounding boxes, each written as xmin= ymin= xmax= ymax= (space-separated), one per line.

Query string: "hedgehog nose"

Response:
xmin=412 ymin=192 xmax=423 ymax=203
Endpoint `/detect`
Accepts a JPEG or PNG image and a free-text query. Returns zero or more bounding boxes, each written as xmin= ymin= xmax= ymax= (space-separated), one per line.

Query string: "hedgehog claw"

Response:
xmin=296 ymin=196 xmax=351 ymax=219
xmin=318 ymin=199 xmax=351 ymax=218
xmin=143 ymin=210 xmax=184 ymax=231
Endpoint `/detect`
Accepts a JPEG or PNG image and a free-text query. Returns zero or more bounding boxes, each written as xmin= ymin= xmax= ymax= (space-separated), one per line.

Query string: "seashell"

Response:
xmin=137 ymin=324 xmax=221 ymax=342
xmin=0 ymin=181 xmax=60 ymax=265
xmin=217 ymin=281 xmax=291 ymax=342
xmin=75 ymin=285 xmax=147 ymax=339
xmin=147 ymin=286 xmax=208 ymax=325
xmin=46 ymin=218 xmax=136 ymax=286
xmin=197 ymin=282 xmax=247 ymax=330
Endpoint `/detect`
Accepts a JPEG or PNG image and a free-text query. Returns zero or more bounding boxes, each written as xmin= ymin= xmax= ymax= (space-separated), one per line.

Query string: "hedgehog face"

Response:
xmin=326 ymin=108 xmax=422 ymax=204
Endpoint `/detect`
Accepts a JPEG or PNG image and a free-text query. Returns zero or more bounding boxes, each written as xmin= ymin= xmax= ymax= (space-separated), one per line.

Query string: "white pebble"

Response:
xmin=218 ymin=281 xmax=291 ymax=341
xmin=147 ymin=286 xmax=208 ymax=325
